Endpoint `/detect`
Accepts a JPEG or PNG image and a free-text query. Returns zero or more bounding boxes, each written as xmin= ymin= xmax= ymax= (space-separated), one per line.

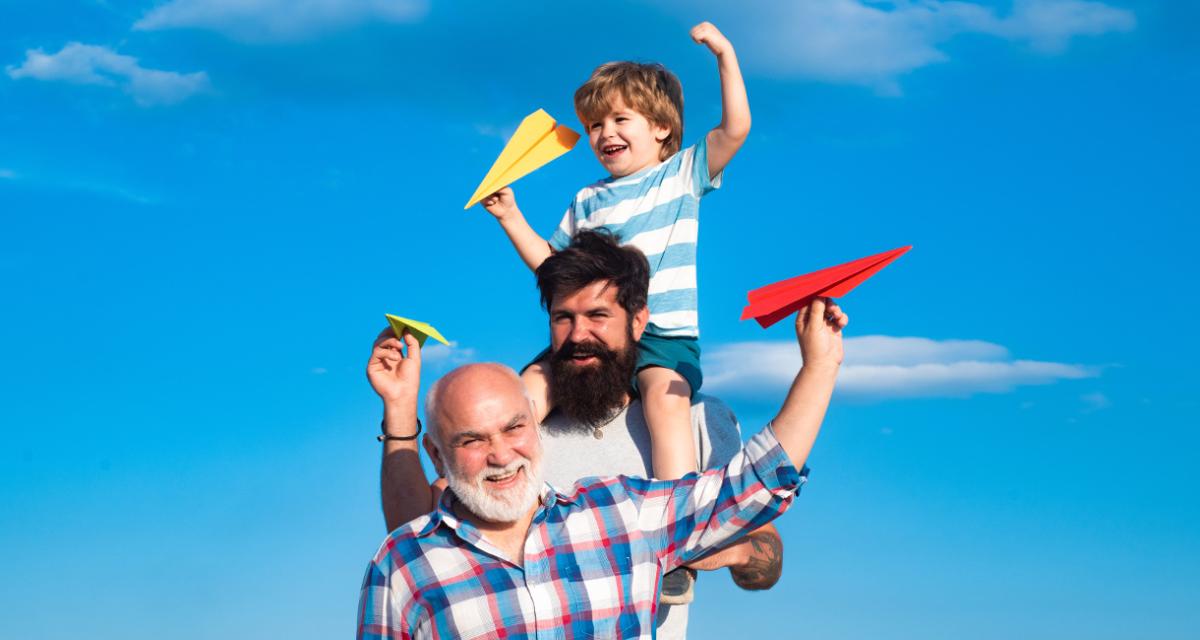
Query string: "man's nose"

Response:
xmin=487 ymin=437 xmax=514 ymax=467
xmin=569 ymin=319 xmax=592 ymax=343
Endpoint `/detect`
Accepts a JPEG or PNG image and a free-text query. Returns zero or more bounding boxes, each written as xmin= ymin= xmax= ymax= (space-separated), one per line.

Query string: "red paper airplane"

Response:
xmin=741 ymin=245 xmax=912 ymax=328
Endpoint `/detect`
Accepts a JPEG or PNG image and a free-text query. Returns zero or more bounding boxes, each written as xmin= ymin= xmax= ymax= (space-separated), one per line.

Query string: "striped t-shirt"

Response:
xmin=548 ymin=137 xmax=721 ymax=338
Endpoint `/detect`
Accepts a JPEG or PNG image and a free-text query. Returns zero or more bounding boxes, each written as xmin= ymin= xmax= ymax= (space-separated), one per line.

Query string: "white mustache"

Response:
xmin=476 ymin=459 xmax=530 ymax=483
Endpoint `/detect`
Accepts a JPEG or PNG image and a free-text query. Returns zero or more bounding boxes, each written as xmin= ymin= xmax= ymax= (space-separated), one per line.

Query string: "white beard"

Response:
xmin=445 ymin=456 xmax=543 ymax=524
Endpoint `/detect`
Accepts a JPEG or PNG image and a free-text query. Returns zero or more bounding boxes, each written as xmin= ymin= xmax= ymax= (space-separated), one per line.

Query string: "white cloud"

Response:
xmin=1080 ymin=391 xmax=1111 ymax=412
xmin=718 ymin=0 xmax=1135 ymax=93
xmin=134 ymin=0 xmax=428 ymax=42
xmin=6 ymin=43 xmax=210 ymax=106
xmin=0 ymin=166 xmax=155 ymax=203
xmin=420 ymin=341 xmax=477 ymax=369
xmin=473 ymin=122 xmax=518 ymax=142
xmin=704 ymin=335 xmax=1098 ymax=400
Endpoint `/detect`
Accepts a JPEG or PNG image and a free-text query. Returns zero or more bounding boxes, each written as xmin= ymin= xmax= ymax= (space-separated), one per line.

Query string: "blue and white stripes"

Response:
xmin=549 ymin=137 xmax=721 ymax=338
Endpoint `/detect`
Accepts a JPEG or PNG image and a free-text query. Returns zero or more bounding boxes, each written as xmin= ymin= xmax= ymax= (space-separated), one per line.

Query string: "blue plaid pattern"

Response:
xmin=357 ymin=427 xmax=805 ymax=640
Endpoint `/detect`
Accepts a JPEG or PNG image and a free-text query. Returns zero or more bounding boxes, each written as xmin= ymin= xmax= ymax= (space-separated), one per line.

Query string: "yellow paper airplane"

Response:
xmin=385 ymin=314 xmax=450 ymax=347
xmin=464 ymin=109 xmax=580 ymax=209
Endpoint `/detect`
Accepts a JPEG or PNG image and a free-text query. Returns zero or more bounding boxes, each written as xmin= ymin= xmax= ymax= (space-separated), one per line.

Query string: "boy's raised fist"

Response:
xmin=690 ymin=22 xmax=733 ymax=57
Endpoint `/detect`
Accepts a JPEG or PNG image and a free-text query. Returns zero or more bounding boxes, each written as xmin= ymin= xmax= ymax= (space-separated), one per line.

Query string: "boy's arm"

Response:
xmin=481 ymin=187 xmax=553 ymax=271
xmin=691 ymin=22 xmax=751 ymax=179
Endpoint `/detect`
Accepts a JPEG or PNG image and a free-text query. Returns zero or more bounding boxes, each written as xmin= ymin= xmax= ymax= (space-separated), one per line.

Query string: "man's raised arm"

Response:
xmin=635 ymin=297 xmax=845 ymax=574
xmin=770 ymin=297 xmax=846 ymax=470
xmin=366 ymin=328 xmax=436 ymax=532
xmin=677 ymin=299 xmax=845 ymax=587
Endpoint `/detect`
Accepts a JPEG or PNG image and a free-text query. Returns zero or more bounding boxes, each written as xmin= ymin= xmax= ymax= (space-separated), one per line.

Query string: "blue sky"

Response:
xmin=2 ymin=1 xmax=1197 ymax=637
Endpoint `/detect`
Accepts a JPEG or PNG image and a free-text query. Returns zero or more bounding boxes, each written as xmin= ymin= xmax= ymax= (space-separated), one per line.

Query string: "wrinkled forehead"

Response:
xmin=435 ymin=368 xmax=533 ymax=437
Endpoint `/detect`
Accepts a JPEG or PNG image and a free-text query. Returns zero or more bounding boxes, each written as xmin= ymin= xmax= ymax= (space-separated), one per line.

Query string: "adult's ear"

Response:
xmin=631 ymin=305 xmax=650 ymax=341
xmin=423 ymin=433 xmax=445 ymax=478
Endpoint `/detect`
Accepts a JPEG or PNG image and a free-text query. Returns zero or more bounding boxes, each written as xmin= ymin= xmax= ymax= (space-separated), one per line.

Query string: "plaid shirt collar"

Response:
xmin=414 ymin=482 xmax=582 ymax=539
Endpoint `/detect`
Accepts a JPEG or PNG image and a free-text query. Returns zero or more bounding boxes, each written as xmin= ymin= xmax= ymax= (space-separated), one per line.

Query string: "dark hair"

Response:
xmin=536 ymin=230 xmax=649 ymax=315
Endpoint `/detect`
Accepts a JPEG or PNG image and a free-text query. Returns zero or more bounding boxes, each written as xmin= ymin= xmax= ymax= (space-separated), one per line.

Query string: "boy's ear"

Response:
xmin=652 ymin=122 xmax=671 ymax=144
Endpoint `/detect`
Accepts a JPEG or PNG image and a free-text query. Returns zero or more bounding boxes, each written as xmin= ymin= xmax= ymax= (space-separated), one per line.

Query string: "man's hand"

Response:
xmin=481 ymin=186 xmax=520 ymax=222
xmin=367 ymin=327 xmax=422 ymax=409
xmin=690 ymin=21 xmax=734 ymax=58
xmin=796 ymin=297 xmax=847 ymax=371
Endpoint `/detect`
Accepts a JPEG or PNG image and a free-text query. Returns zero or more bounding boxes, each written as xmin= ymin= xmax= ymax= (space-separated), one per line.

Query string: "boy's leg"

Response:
xmin=637 ymin=366 xmax=697 ymax=479
xmin=521 ymin=358 xmax=553 ymax=424
xmin=633 ymin=335 xmax=704 ymax=606
xmin=638 ymin=365 xmax=698 ymax=606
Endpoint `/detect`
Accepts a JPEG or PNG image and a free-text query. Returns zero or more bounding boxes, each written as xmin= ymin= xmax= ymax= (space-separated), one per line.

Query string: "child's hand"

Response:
xmin=691 ymin=22 xmax=733 ymax=58
xmin=481 ymin=186 xmax=519 ymax=221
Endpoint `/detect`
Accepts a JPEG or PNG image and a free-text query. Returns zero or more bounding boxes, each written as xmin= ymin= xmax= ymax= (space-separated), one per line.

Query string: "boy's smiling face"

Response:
xmin=585 ymin=95 xmax=670 ymax=178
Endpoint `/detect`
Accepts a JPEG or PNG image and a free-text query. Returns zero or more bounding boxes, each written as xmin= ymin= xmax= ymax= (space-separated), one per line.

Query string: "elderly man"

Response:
xmin=369 ymin=231 xmax=784 ymax=637
xmin=358 ymin=288 xmax=847 ymax=638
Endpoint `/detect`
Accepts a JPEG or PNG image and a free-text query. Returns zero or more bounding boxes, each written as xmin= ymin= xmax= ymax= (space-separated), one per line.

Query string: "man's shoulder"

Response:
xmin=373 ymin=515 xmax=436 ymax=565
xmin=689 ymin=394 xmax=743 ymax=471
xmin=557 ymin=473 xmax=654 ymax=504
xmin=690 ymin=394 xmax=741 ymax=437
xmin=690 ymin=393 xmax=737 ymax=422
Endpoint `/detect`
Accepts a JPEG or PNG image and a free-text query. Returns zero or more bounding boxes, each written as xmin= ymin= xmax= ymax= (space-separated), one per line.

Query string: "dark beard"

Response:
xmin=548 ymin=331 xmax=638 ymax=428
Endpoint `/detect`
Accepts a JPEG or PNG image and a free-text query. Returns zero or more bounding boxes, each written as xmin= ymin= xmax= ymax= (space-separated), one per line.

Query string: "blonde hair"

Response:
xmin=574 ymin=61 xmax=684 ymax=160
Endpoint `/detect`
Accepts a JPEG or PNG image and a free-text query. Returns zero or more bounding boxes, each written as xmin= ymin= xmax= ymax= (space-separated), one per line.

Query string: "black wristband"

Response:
xmin=377 ymin=417 xmax=422 ymax=442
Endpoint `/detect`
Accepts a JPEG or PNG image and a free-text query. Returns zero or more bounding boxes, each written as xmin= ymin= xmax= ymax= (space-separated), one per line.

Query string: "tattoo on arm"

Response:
xmin=731 ymin=531 xmax=783 ymax=590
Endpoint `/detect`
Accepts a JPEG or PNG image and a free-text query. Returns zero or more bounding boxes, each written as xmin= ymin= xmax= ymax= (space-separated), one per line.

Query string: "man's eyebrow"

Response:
xmin=505 ymin=413 xmax=529 ymax=429
xmin=450 ymin=430 xmax=485 ymax=444
xmin=450 ymin=414 xmax=528 ymax=443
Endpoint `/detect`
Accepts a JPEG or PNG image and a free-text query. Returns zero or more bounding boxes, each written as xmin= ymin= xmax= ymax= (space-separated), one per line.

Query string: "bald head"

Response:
xmin=425 ymin=363 xmax=532 ymax=448
xmin=422 ymin=363 xmax=544 ymax=524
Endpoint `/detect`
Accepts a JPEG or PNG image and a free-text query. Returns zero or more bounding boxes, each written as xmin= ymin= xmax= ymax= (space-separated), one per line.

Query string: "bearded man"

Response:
xmin=368 ymin=231 xmax=784 ymax=638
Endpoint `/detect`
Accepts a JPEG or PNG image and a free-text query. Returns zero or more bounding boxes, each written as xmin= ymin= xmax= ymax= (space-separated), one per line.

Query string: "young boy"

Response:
xmin=480 ymin=21 xmax=749 ymax=543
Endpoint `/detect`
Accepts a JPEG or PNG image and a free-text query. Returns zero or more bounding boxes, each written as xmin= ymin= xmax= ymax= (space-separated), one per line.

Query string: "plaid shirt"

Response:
xmin=357 ymin=427 xmax=805 ymax=640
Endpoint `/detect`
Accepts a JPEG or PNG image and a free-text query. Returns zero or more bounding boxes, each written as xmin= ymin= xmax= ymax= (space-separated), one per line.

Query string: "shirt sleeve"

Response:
xmin=357 ymin=558 xmax=406 ymax=639
xmin=548 ymin=198 xmax=576 ymax=251
xmin=689 ymin=136 xmax=723 ymax=198
xmin=627 ymin=425 xmax=804 ymax=571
